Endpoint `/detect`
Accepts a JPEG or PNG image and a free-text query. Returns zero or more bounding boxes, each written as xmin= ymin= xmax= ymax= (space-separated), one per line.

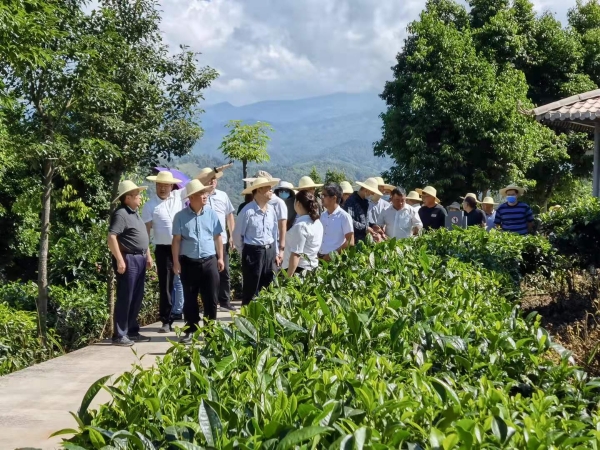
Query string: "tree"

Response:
xmin=0 ymin=0 xmax=117 ymax=341
xmin=220 ymin=120 xmax=273 ymax=182
xmin=309 ymin=166 xmax=323 ymax=184
xmin=324 ymin=169 xmax=347 ymax=185
xmin=375 ymin=0 xmax=544 ymax=202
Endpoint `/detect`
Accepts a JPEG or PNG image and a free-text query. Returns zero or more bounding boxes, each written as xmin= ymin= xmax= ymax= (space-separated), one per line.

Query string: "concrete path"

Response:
xmin=0 ymin=306 xmax=238 ymax=450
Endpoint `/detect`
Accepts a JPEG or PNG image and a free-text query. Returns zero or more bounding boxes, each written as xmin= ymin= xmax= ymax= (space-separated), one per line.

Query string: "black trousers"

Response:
xmin=112 ymin=253 xmax=146 ymax=339
xmin=218 ymin=243 xmax=231 ymax=306
xmin=180 ymin=255 xmax=219 ymax=333
xmin=242 ymin=244 xmax=275 ymax=305
xmin=155 ymin=245 xmax=174 ymax=325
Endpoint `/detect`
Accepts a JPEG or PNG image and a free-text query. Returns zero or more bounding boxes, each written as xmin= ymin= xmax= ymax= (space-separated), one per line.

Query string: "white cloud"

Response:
xmin=157 ymin=0 xmax=576 ymax=106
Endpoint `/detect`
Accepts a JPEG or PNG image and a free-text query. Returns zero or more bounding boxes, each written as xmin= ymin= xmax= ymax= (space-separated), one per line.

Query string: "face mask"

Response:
xmin=367 ymin=195 xmax=374 ymax=202
xmin=278 ymin=191 xmax=290 ymax=200
xmin=382 ymin=194 xmax=391 ymax=202
xmin=506 ymin=196 xmax=517 ymax=204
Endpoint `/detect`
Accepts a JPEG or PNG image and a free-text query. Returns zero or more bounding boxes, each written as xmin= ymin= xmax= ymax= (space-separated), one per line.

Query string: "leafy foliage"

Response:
xmin=539 ymin=197 xmax=600 ymax=270
xmin=219 ymin=120 xmax=273 ymax=180
xmin=57 ymin=236 xmax=600 ymax=448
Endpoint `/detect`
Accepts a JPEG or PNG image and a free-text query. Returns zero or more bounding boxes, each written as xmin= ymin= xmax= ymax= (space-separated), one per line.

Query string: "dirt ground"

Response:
xmin=521 ymin=273 xmax=600 ymax=375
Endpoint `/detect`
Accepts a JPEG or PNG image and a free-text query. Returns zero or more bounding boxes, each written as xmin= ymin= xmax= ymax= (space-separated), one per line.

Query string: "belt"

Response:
xmin=122 ymin=250 xmax=146 ymax=257
xmin=181 ymin=254 xmax=215 ymax=263
xmin=245 ymin=243 xmax=273 ymax=249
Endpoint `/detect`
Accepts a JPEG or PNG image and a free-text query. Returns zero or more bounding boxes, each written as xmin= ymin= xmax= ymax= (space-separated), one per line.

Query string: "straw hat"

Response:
xmin=112 ymin=180 xmax=147 ymax=203
xmin=182 ymin=179 xmax=212 ymax=199
xmin=355 ymin=177 xmax=380 ymax=195
xmin=420 ymin=186 xmax=440 ymax=203
xmin=243 ymin=170 xmax=281 ymax=183
xmin=274 ymin=181 xmax=295 ymax=192
xmin=374 ymin=176 xmax=395 ymax=192
xmin=480 ymin=196 xmax=498 ymax=205
xmin=242 ymin=177 xmax=279 ymax=195
xmin=499 ymin=184 xmax=525 ymax=197
xmin=195 ymin=167 xmax=224 ymax=184
xmin=406 ymin=191 xmax=422 ymax=202
xmin=294 ymin=176 xmax=324 ymax=191
xmin=340 ymin=181 xmax=354 ymax=195
xmin=146 ymin=171 xmax=182 ymax=184
xmin=460 ymin=193 xmax=478 ymax=201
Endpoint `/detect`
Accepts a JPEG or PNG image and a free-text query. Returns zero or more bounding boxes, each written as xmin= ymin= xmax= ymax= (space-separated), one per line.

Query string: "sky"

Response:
xmin=158 ymin=0 xmax=576 ymax=106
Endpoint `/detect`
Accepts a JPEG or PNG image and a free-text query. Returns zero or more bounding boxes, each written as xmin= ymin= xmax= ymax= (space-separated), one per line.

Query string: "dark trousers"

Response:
xmin=218 ymin=243 xmax=231 ymax=306
xmin=242 ymin=244 xmax=275 ymax=305
xmin=155 ymin=245 xmax=174 ymax=325
xmin=180 ymin=255 xmax=219 ymax=333
xmin=112 ymin=253 xmax=146 ymax=339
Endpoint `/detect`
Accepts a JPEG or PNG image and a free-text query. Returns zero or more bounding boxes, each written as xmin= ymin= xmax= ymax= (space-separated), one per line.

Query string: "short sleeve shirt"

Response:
xmin=319 ymin=206 xmax=354 ymax=254
xmin=494 ymin=202 xmax=534 ymax=235
xmin=419 ymin=204 xmax=448 ymax=230
xmin=206 ymin=189 xmax=235 ymax=241
xmin=269 ymin=195 xmax=288 ymax=222
xmin=109 ymin=206 xmax=149 ymax=253
xmin=141 ymin=191 xmax=184 ymax=245
xmin=283 ymin=216 xmax=324 ymax=270
xmin=233 ymin=201 xmax=279 ymax=249
xmin=465 ymin=208 xmax=486 ymax=227
xmin=377 ymin=204 xmax=423 ymax=239
xmin=172 ymin=207 xmax=223 ymax=259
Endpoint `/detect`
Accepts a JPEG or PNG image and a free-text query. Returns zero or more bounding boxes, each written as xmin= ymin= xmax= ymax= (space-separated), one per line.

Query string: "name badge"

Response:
xmin=431 ymin=214 xmax=437 ymax=218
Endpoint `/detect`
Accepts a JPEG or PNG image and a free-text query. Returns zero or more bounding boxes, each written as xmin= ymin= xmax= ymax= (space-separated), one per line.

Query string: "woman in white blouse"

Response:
xmin=283 ymin=190 xmax=324 ymax=276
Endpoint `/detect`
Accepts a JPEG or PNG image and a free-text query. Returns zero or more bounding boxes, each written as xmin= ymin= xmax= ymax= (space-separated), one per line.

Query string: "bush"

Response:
xmin=0 ymin=281 xmax=37 ymax=311
xmin=58 ymin=239 xmax=600 ymax=448
xmin=417 ymin=226 xmax=561 ymax=283
xmin=539 ymin=198 xmax=600 ymax=271
xmin=0 ymin=303 xmax=62 ymax=376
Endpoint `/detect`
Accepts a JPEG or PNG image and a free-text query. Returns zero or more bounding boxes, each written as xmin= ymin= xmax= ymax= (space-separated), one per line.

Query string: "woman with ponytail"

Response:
xmin=283 ymin=190 xmax=324 ymax=276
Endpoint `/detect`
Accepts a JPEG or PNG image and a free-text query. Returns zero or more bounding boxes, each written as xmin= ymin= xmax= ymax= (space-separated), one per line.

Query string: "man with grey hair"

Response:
xmin=375 ymin=187 xmax=423 ymax=239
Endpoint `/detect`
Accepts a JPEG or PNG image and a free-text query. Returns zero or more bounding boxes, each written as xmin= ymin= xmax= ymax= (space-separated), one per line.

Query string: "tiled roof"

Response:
xmin=529 ymin=89 xmax=600 ymax=132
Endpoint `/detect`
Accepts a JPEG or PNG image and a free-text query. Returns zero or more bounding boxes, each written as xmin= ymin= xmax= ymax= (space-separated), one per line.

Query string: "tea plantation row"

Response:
xmin=57 ymin=232 xmax=600 ymax=449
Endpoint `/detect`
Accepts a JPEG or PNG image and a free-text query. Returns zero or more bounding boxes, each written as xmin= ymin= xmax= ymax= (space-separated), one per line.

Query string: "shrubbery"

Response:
xmin=57 ymin=238 xmax=600 ymax=448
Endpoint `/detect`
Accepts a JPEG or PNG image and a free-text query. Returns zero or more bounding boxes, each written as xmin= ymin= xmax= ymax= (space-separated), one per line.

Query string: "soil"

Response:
xmin=521 ymin=273 xmax=600 ymax=375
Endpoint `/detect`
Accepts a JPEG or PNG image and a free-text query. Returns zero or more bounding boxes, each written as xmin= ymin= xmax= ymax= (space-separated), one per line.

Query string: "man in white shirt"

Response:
xmin=318 ymin=183 xmax=354 ymax=261
xmin=142 ymin=171 xmax=184 ymax=333
xmin=375 ymin=187 xmax=423 ymax=239
xmin=196 ymin=167 xmax=237 ymax=312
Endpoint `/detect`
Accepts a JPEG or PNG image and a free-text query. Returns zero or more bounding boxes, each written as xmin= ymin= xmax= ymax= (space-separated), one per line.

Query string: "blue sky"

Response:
xmin=158 ymin=0 xmax=576 ymax=106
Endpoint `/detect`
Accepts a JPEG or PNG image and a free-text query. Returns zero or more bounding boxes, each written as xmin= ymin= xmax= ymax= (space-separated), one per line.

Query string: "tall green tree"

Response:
xmin=375 ymin=0 xmax=543 ymax=202
xmin=0 ymin=0 xmax=116 ymax=341
xmin=324 ymin=169 xmax=347 ymax=185
xmin=220 ymin=120 xmax=273 ymax=182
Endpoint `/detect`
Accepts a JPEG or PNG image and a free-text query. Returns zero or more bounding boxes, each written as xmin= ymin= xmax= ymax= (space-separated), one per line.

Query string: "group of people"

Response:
xmin=107 ymin=167 xmax=535 ymax=346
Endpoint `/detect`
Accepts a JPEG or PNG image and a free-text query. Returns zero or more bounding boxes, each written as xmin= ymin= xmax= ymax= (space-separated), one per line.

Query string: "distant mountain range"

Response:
xmin=192 ymin=92 xmax=391 ymax=171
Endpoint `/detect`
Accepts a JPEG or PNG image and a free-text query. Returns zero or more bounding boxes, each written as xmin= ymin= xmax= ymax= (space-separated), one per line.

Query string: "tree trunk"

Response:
xmin=106 ymin=173 xmax=122 ymax=337
xmin=37 ymin=158 xmax=55 ymax=345
xmin=242 ymin=159 xmax=248 ymax=187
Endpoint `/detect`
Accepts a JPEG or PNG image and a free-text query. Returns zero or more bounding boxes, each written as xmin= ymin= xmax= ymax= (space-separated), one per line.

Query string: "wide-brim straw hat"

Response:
xmin=243 ymin=170 xmax=281 ymax=183
xmin=355 ymin=177 xmax=381 ymax=195
xmin=406 ymin=191 xmax=422 ymax=201
xmin=481 ymin=196 xmax=498 ymax=205
xmin=460 ymin=193 xmax=478 ymax=201
xmin=420 ymin=186 xmax=440 ymax=203
xmin=340 ymin=181 xmax=354 ymax=195
xmin=183 ymin=179 xmax=212 ymax=199
xmin=242 ymin=177 xmax=279 ymax=195
xmin=274 ymin=181 xmax=295 ymax=192
xmin=500 ymin=184 xmax=525 ymax=197
xmin=294 ymin=176 xmax=324 ymax=190
xmin=146 ymin=171 xmax=182 ymax=184
xmin=196 ymin=167 xmax=224 ymax=184
xmin=112 ymin=180 xmax=147 ymax=203
xmin=374 ymin=176 xmax=395 ymax=192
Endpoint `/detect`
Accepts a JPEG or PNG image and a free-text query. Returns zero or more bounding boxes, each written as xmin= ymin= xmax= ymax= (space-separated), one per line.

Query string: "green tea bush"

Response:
xmin=418 ymin=227 xmax=560 ymax=283
xmin=0 ymin=281 xmax=37 ymax=311
xmin=539 ymin=198 xmax=600 ymax=271
xmin=0 ymin=303 xmax=62 ymax=376
xmin=57 ymin=239 xmax=600 ymax=449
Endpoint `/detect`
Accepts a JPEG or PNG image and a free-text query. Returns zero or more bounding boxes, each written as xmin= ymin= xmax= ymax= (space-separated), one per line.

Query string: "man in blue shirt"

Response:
xmin=233 ymin=177 xmax=280 ymax=305
xmin=172 ymin=179 xmax=224 ymax=343
xmin=494 ymin=184 xmax=534 ymax=235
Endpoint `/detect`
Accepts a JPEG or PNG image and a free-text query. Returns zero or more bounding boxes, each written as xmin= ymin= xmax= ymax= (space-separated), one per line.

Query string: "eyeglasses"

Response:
xmin=320 ymin=194 xmax=331 ymax=200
